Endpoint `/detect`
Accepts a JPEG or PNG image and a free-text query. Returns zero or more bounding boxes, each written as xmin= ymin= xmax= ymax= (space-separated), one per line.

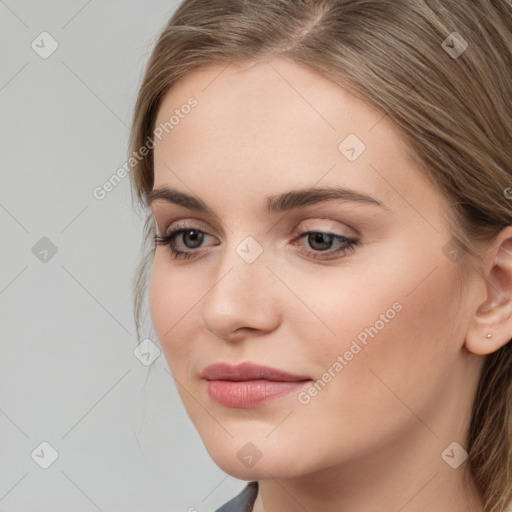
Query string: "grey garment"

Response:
xmin=215 ymin=481 xmax=259 ymax=512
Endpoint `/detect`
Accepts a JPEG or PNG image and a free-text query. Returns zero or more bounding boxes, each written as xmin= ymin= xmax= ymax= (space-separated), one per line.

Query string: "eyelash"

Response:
xmin=154 ymin=224 xmax=359 ymax=261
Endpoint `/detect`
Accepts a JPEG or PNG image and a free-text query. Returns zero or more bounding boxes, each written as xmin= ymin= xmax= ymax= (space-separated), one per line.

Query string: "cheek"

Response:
xmin=149 ymin=253 xmax=202 ymax=366
xmin=305 ymin=236 xmax=464 ymax=368
xmin=267 ymin=260 xmax=463 ymax=467
xmin=292 ymin=252 xmax=463 ymax=425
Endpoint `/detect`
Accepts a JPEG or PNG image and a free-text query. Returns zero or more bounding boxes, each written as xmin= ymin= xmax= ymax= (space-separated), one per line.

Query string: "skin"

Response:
xmin=148 ymin=57 xmax=512 ymax=512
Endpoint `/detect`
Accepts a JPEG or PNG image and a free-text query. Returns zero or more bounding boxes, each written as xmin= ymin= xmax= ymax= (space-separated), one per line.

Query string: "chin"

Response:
xmin=209 ymin=453 xmax=301 ymax=481
xmin=200 ymin=433 xmax=315 ymax=480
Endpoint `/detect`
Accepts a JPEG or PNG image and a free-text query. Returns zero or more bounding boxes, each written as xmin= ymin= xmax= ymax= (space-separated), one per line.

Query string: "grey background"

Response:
xmin=0 ymin=1 xmax=245 ymax=510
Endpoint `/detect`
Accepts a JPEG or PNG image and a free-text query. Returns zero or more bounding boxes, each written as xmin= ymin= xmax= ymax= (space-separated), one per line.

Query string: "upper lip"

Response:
xmin=200 ymin=362 xmax=311 ymax=382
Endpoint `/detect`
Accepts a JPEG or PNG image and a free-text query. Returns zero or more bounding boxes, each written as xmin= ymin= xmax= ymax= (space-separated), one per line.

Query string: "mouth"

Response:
xmin=200 ymin=361 xmax=313 ymax=408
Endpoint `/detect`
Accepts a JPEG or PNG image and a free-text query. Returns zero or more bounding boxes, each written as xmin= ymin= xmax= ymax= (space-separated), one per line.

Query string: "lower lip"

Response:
xmin=205 ymin=379 xmax=311 ymax=408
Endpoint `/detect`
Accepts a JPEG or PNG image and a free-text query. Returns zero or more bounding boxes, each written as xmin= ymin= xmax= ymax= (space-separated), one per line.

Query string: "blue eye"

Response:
xmin=154 ymin=227 xmax=358 ymax=261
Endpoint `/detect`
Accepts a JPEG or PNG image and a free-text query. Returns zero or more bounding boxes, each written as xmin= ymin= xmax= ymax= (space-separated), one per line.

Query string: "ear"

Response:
xmin=465 ymin=225 xmax=512 ymax=355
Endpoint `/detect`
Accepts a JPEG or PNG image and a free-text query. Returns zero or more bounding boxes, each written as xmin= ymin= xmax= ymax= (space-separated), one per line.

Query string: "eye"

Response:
xmin=293 ymin=231 xmax=358 ymax=260
xmin=154 ymin=225 xmax=359 ymax=261
xmin=154 ymin=226 xmax=215 ymax=260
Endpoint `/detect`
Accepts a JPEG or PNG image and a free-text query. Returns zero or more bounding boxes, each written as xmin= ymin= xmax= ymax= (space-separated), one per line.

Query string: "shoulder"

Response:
xmin=214 ymin=481 xmax=259 ymax=512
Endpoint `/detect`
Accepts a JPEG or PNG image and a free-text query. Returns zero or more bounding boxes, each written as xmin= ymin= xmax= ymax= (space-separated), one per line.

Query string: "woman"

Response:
xmin=128 ymin=1 xmax=512 ymax=510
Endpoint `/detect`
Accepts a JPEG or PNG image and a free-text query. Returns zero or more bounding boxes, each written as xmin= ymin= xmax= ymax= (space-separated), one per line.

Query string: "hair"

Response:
xmin=128 ymin=1 xmax=512 ymax=510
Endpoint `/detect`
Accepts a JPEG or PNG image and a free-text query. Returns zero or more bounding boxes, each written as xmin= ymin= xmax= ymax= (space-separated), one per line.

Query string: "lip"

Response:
xmin=200 ymin=361 xmax=311 ymax=381
xmin=200 ymin=362 xmax=313 ymax=408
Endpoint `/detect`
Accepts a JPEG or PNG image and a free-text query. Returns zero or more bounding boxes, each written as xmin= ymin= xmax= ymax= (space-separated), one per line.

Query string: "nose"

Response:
xmin=200 ymin=242 xmax=281 ymax=342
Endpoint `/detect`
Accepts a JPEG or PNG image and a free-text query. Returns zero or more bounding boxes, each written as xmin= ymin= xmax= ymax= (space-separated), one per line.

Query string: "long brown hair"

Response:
xmin=128 ymin=1 xmax=512 ymax=509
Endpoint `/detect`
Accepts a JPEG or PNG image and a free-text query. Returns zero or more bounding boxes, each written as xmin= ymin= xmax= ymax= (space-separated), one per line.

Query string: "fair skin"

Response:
xmin=148 ymin=58 xmax=512 ymax=512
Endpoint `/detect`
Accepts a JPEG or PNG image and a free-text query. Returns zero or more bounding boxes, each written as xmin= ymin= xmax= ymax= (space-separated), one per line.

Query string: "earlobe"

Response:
xmin=464 ymin=227 xmax=512 ymax=356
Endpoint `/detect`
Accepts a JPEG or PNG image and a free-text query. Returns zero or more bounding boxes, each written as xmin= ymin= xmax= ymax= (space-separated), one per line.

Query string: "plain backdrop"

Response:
xmin=0 ymin=1 xmax=247 ymax=510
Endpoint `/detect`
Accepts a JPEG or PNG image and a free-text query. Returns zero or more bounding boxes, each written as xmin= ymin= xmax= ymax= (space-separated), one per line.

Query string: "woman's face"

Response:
xmin=148 ymin=58 xmax=483 ymax=480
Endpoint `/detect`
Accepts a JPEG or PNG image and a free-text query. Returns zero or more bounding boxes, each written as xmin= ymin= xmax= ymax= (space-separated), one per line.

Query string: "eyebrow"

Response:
xmin=146 ymin=185 xmax=387 ymax=213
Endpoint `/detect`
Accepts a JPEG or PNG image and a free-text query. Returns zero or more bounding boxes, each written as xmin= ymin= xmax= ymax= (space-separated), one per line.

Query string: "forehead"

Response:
xmin=151 ymin=58 xmax=438 ymax=220
xmin=154 ymin=58 xmax=384 ymax=144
